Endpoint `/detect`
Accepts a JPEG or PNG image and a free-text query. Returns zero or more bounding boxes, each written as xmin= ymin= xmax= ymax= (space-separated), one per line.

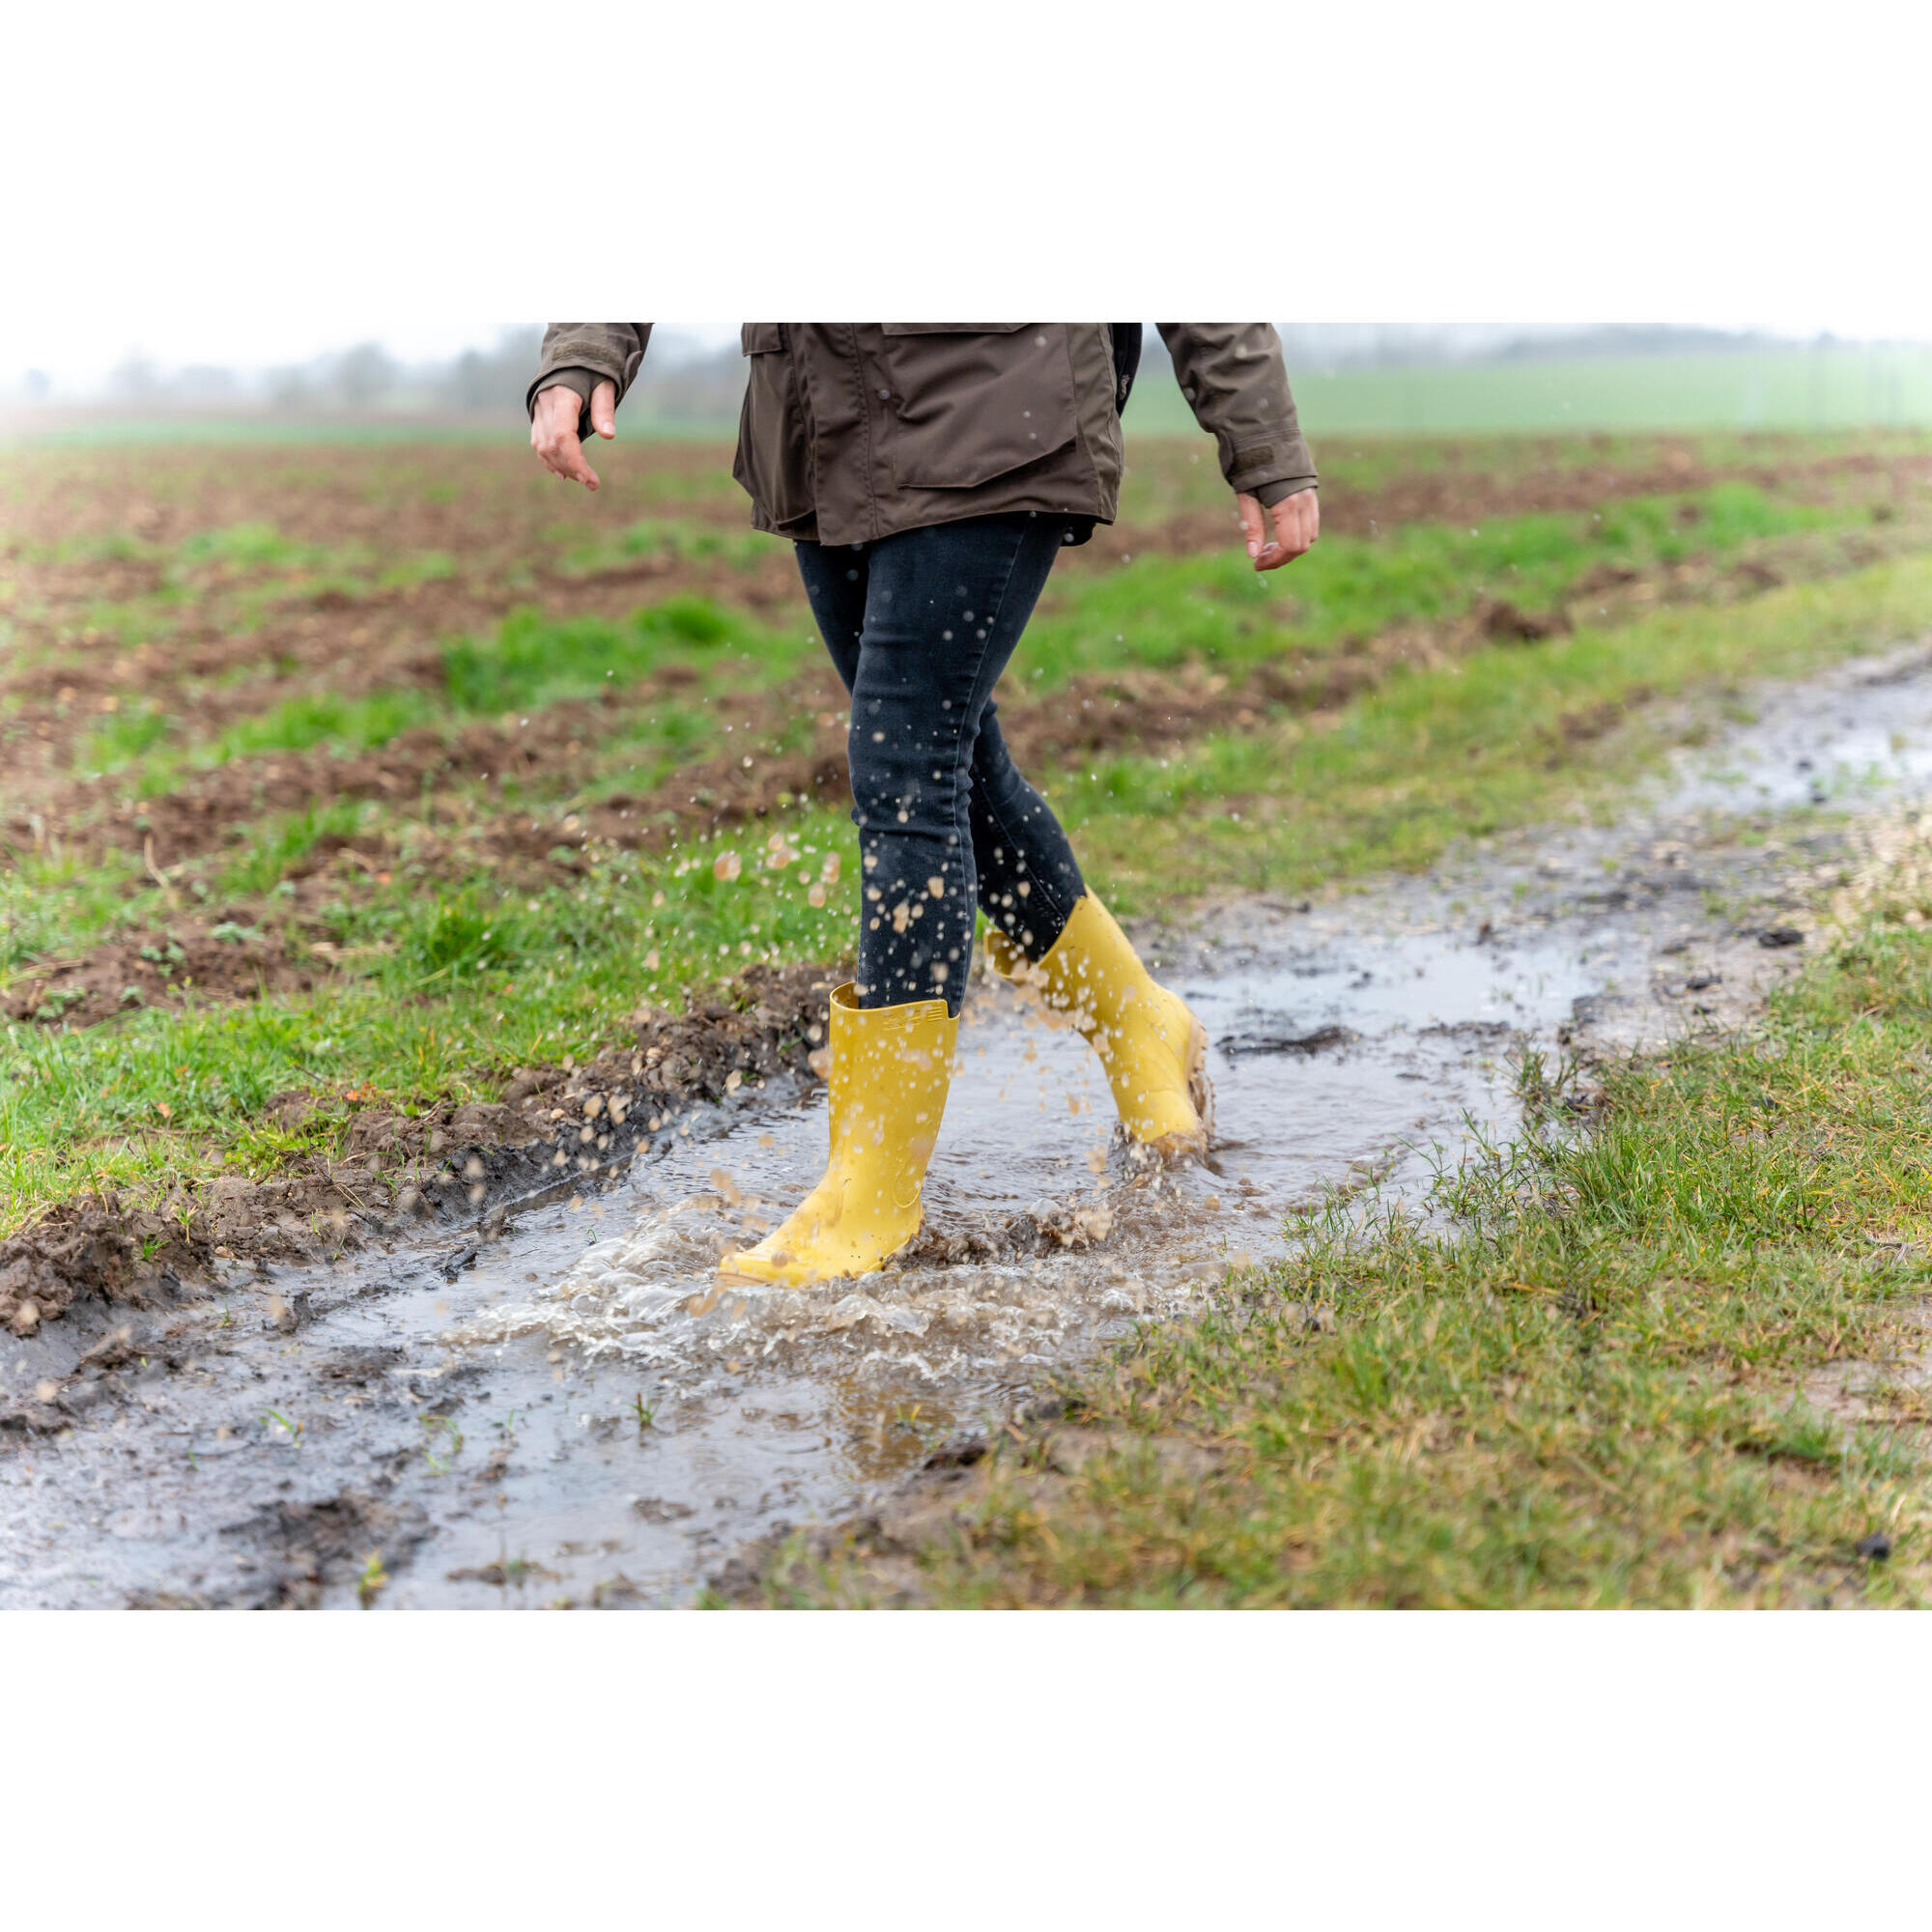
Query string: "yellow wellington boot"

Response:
xmin=720 ymin=982 xmax=957 ymax=1286
xmin=985 ymin=893 xmax=1211 ymax=1157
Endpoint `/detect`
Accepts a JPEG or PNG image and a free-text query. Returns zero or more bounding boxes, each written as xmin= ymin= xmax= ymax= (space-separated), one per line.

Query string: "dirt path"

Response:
xmin=5 ymin=642 xmax=1931 ymax=1606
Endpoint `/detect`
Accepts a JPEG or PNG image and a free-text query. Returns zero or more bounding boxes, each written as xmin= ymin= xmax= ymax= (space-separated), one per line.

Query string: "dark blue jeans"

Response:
xmin=794 ymin=513 xmax=1087 ymax=1015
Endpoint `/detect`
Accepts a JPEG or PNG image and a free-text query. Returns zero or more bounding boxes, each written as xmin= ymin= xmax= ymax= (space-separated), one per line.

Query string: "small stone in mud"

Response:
xmin=1218 ymin=1024 xmax=1359 ymax=1057
xmin=1759 ymin=926 xmax=1805 ymax=948
xmin=1685 ymin=974 xmax=1721 ymax=992
xmin=632 ymin=1496 xmax=696 ymax=1521
xmin=1855 ymin=1532 xmax=1893 ymax=1562
xmin=9 ymin=1299 xmax=40 ymax=1337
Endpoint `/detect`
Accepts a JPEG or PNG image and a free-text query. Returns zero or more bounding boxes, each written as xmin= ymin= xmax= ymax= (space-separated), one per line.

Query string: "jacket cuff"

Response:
xmin=1227 ymin=433 xmax=1318 ymax=500
xmin=1253 ymin=477 xmax=1318 ymax=508
xmin=528 ymin=366 xmax=613 ymax=443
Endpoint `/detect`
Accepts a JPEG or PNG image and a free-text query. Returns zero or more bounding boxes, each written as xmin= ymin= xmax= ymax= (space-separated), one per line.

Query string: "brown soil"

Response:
xmin=20 ymin=572 xmax=1583 ymax=895
xmin=0 ymin=961 xmax=841 ymax=1341
xmin=5 ymin=656 xmax=853 ymax=879
xmin=0 ymin=593 xmax=1656 ymax=1036
xmin=0 ymin=556 xmax=810 ymax=799
xmin=12 ymin=438 xmax=1923 ymax=795
xmin=1078 ymin=444 xmax=1932 ymax=562
xmin=1 ymin=920 xmax=321 ymax=1026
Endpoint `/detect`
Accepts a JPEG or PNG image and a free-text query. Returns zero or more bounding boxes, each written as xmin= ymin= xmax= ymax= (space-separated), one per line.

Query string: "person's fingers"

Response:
xmin=1255 ymin=490 xmax=1320 ymax=570
xmin=529 ymin=387 xmax=602 ymax=489
xmin=589 ymin=380 xmax=617 ymax=440
xmin=1236 ymin=492 xmax=1267 ymax=561
xmin=560 ymin=440 xmax=602 ymax=489
xmin=1279 ymin=494 xmax=1315 ymax=554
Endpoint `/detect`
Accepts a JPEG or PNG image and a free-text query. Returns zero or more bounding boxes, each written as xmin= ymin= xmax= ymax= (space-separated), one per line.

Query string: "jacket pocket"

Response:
xmin=733 ymin=325 xmax=811 ymax=526
xmin=877 ymin=325 xmax=1076 ymax=490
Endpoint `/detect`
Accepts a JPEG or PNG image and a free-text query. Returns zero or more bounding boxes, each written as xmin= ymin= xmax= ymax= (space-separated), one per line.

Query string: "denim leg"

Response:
xmin=968 ymin=702 xmax=1085 ymax=958
xmin=793 ymin=515 xmax=1079 ymax=1015
xmin=792 ymin=540 xmax=867 ymax=693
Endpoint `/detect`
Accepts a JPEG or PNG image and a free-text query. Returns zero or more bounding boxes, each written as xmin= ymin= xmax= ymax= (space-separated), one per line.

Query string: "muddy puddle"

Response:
xmin=6 ymin=640 xmax=1932 ymax=1608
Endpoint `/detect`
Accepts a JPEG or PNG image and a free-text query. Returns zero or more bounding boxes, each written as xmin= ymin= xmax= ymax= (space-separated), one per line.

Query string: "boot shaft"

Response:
xmin=989 ymin=892 xmax=1154 ymax=1036
xmin=826 ymin=982 xmax=957 ymax=1172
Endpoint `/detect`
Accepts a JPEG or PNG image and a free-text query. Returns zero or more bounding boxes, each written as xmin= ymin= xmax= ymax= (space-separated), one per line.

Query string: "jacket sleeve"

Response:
xmin=526 ymin=324 xmax=655 ymax=437
xmin=1155 ymin=325 xmax=1317 ymax=501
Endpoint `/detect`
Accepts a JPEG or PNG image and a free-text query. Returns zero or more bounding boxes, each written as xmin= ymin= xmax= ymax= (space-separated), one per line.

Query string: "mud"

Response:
xmin=5 ymin=628 xmax=1599 ymax=1037
xmin=5 ymin=654 xmax=855 ymax=877
xmin=9 ymin=643 xmax=1932 ymax=1605
xmin=0 ymin=579 xmax=1668 ymax=995
xmin=1 ymin=918 xmax=322 ymax=1026
xmin=0 ymin=962 xmax=840 ymax=1335
xmin=11 ymin=433 xmax=1923 ymax=837
xmin=2 ymin=555 xmax=813 ymax=785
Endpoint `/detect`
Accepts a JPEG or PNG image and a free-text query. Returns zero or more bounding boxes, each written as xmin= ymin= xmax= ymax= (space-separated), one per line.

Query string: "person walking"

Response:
xmin=529 ymin=324 xmax=1318 ymax=1284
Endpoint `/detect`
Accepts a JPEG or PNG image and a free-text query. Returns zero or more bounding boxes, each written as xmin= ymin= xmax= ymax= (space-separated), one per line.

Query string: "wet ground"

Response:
xmin=7 ymin=639 xmax=1932 ymax=1607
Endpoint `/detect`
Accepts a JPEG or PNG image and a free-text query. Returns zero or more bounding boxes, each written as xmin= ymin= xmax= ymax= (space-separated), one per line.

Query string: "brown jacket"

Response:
xmin=530 ymin=323 xmax=1316 ymax=548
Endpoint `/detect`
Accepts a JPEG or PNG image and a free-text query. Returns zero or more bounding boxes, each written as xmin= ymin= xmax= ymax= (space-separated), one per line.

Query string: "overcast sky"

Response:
xmin=8 ymin=6 xmax=1929 ymax=391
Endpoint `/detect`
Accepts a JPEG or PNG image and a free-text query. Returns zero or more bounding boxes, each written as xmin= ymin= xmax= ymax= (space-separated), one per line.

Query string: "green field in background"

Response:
xmin=1129 ymin=346 xmax=1932 ymax=438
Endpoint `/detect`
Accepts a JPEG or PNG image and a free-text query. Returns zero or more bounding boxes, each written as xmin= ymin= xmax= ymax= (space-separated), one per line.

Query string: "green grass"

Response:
xmin=212 ymin=686 xmax=439 ymax=761
xmin=440 ymin=593 xmax=789 ymax=713
xmin=175 ymin=521 xmax=325 ymax=571
xmin=556 ymin=518 xmax=776 ymax=578
xmin=1057 ymin=554 xmax=1932 ymax=908
xmin=75 ymin=476 xmax=1897 ymax=785
xmin=1124 ymin=346 xmax=1932 ymax=437
xmin=218 ymin=799 xmax=373 ymax=896
xmin=0 ymin=810 xmax=860 ymax=1232
xmin=777 ymin=913 xmax=1932 ymax=1607
xmin=78 ymin=699 xmax=173 ymax=773
xmin=75 ymin=592 xmax=811 ymax=787
xmin=1025 ymin=481 xmax=1840 ymax=686
xmin=0 ymin=847 xmax=151 ymax=973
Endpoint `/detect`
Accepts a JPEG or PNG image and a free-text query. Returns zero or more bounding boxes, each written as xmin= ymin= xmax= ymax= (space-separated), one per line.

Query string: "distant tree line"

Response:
xmin=16 ymin=325 xmax=1914 ymax=418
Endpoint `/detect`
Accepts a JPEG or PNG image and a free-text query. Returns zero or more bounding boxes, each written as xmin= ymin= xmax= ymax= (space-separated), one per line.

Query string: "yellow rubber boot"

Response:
xmin=720 ymin=982 xmax=956 ymax=1285
xmin=985 ymin=892 xmax=1210 ymax=1157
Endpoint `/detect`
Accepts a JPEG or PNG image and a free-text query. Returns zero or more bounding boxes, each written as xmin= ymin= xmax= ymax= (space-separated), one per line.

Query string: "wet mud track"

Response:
xmin=7 ymin=641 xmax=1932 ymax=1608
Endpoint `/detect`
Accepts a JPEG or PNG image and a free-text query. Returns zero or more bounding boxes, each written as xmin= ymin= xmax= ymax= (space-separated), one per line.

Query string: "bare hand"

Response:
xmin=530 ymin=379 xmax=617 ymax=490
xmin=1236 ymin=488 xmax=1319 ymax=571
